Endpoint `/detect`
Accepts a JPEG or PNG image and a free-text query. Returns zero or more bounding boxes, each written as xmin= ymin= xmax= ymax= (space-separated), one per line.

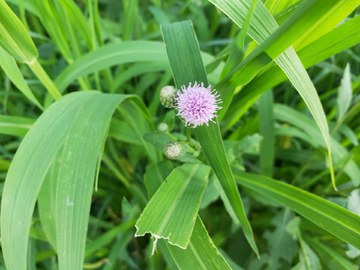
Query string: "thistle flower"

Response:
xmin=160 ymin=85 xmax=177 ymax=108
xmin=174 ymin=82 xmax=222 ymax=128
xmin=164 ymin=141 xmax=183 ymax=160
xmin=157 ymin=122 xmax=168 ymax=133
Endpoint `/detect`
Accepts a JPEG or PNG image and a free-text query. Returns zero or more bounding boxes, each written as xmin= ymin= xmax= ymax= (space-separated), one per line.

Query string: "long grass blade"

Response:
xmin=161 ymin=20 xmax=259 ymax=256
xmin=235 ymin=171 xmax=360 ymax=250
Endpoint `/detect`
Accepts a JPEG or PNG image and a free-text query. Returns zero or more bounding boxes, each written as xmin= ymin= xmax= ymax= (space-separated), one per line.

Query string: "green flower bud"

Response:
xmin=164 ymin=141 xmax=183 ymax=160
xmin=157 ymin=122 xmax=168 ymax=133
xmin=160 ymin=85 xmax=177 ymax=108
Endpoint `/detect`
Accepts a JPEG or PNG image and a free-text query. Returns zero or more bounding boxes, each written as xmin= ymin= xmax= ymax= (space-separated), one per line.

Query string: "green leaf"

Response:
xmin=55 ymin=41 xmax=168 ymax=93
xmin=275 ymin=126 xmax=319 ymax=148
xmin=0 ymin=0 xmax=38 ymax=63
xmin=304 ymin=235 xmax=357 ymax=270
xmin=234 ymin=171 xmax=360 ymax=250
xmin=229 ymin=12 xmax=360 ymax=127
xmin=219 ymin=0 xmax=258 ymax=81
xmin=28 ymin=59 xmax=62 ymax=100
xmin=163 ymin=110 xmax=175 ymax=132
xmin=108 ymin=118 xmax=142 ymax=145
xmin=118 ymin=100 xmax=157 ymax=163
xmin=337 ymin=63 xmax=352 ymax=122
xmin=200 ymin=173 xmax=220 ymax=209
xmin=299 ymin=238 xmax=321 ymax=270
xmin=2 ymin=92 xmax=90 ymax=270
xmin=84 ymin=220 xmax=136 ymax=258
xmin=258 ymin=90 xmax=274 ymax=177
xmin=38 ymin=150 xmax=61 ymax=250
xmin=149 ymin=6 xmax=170 ymax=25
xmin=57 ymin=0 xmax=92 ymax=49
xmin=263 ymin=209 xmax=297 ymax=269
xmin=144 ymin=160 xmax=173 ymax=199
xmin=28 ymin=0 xmax=72 ymax=62
xmin=1 ymin=91 xmax=152 ymax=270
xmin=210 ymin=0 xmax=341 ymax=188
xmin=213 ymin=174 xmax=240 ymax=225
xmin=0 ymin=47 xmax=43 ymax=110
xmin=347 ymin=189 xmax=360 ymax=216
xmin=274 ymin=104 xmax=360 ymax=186
xmin=167 ymin=216 xmax=231 ymax=270
xmin=111 ymin=61 xmax=169 ymax=93
xmin=135 ymin=163 xmax=210 ymax=248
xmin=0 ymin=115 xmax=35 ymax=137
xmin=122 ymin=0 xmax=138 ymax=41
xmin=161 ymin=20 xmax=259 ymax=255
xmin=102 ymin=228 xmax=136 ymax=270
xmin=141 ymin=161 xmax=179 ymax=270
xmin=219 ymin=248 xmax=246 ymax=270
xmin=265 ymin=0 xmax=299 ymax=14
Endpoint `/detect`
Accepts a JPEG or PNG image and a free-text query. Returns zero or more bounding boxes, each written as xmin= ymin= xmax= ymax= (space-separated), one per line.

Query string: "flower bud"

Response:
xmin=164 ymin=141 xmax=183 ymax=160
xmin=160 ymin=85 xmax=177 ymax=108
xmin=157 ymin=122 xmax=168 ymax=133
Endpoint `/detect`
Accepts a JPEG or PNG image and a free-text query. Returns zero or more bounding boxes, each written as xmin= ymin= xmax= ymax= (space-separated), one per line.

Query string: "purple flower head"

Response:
xmin=174 ymin=82 xmax=222 ymax=128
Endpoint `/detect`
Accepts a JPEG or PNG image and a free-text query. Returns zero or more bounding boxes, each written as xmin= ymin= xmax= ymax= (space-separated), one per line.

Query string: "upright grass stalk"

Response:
xmin=28 ymin=59 xmax=62 ymax=100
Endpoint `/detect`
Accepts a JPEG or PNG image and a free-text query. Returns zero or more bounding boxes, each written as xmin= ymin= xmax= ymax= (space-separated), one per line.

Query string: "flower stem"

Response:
xmin=166 ymin=132 xmax=177 ymax=140
xmin=186 ymin=128 xmax=191 ymax=144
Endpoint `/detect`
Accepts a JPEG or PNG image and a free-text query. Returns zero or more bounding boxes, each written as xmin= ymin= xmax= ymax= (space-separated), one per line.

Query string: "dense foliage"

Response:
xmin=0 ymin=0 xmax=360 ymax=269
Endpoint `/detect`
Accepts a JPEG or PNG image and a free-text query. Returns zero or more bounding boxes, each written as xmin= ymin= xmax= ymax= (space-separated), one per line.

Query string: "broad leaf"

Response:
xmin=1 ymin=91 xmax=154 ymax=270
xmin=136 ymin=163 xmax=210 ymax=248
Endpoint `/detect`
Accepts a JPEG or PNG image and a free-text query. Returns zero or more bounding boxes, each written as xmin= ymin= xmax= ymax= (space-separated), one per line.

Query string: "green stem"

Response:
xmin=166 ymin=132 xmax=177 ymax=140
xmin=186 ymin=128 xmax=191 ymax=143
xmin=28 ymin=59 xmax=62 ymax=100
xmin=166 ymin=132 xmax=196 ymax=153
xmin=18 ymin=0 xmax=29 ymax=30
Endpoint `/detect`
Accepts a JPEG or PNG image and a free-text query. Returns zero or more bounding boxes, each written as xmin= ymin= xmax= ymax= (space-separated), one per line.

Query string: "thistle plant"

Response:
xmin=174 ymin=82 xmax=222 ymax=127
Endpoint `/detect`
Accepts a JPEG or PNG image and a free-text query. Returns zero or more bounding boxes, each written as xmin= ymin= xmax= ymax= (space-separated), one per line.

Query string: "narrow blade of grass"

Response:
xmin=234 ymin=171 xmax=360 ymax=250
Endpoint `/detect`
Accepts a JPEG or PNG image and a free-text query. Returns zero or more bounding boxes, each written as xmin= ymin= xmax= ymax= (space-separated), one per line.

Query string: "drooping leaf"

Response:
xmin=55 ymin=41 xmax=168 ymax=92
xmin=1 ymin=91 xmax=154 ymax=270
xmin=227 ymin=13 xmax=360 ymax=128
xmin=135 ymin=163 xmax=210 ymax=248
xmin=0 ymin=0 xmax=38 ymax=63
xmin=0 ymin=47 xmax=43 ymax=109
xmin=210 ymin=0 xmax=343 ymax=188
xmin=274 ymin=104 xmax=360 ymax=186
xmin=234 ymin=171 xmax=360 ymax=250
